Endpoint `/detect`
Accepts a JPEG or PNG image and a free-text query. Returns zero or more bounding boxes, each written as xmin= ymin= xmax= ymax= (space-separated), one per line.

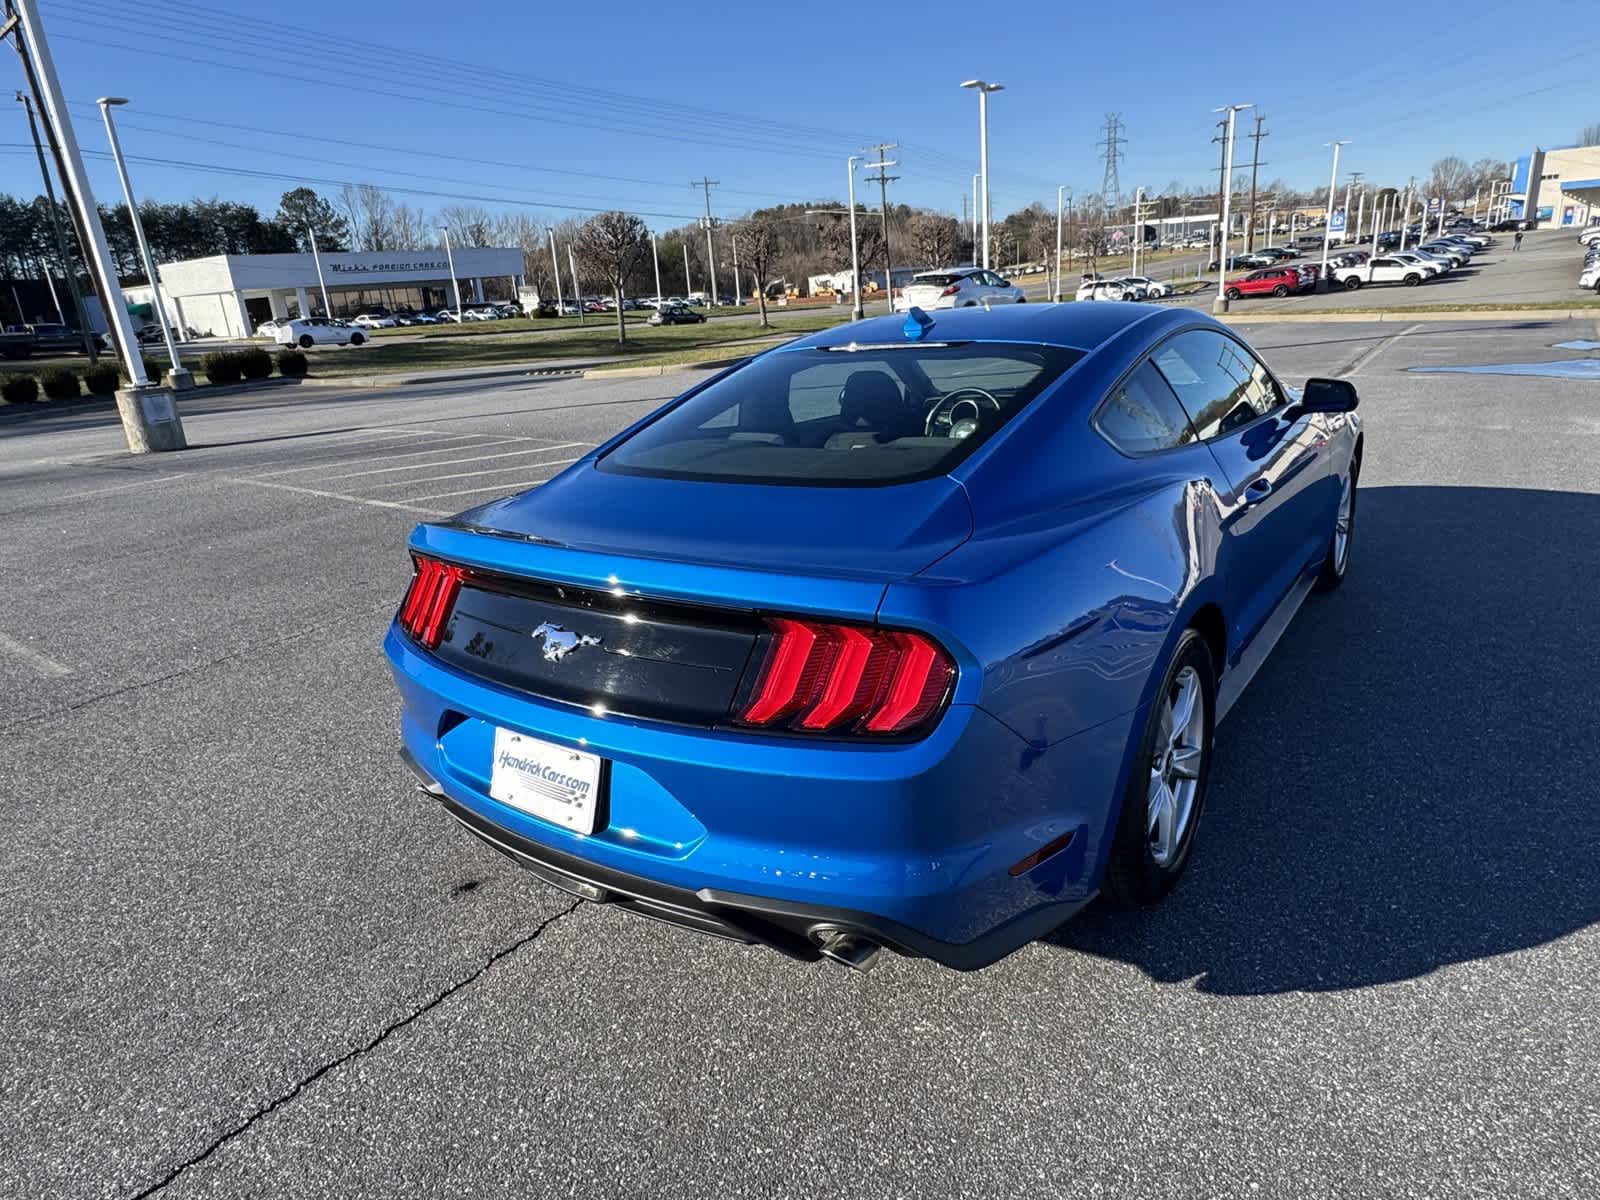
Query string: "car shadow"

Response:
xmin=1043 ymin=484 xmax=1600 ymax=994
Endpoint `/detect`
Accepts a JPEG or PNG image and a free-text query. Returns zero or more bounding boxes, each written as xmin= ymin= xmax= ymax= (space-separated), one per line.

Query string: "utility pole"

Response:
xmin=1098 ymin=113 xmax=1125 ymax=207
xmin=691 ymin=177 xmax=718 ymax=304
xmin=1400 ymin=175 xmax=1415 ymax=251
xmin=1244 ymin=111 xmax=1268 ymax=251
xmin=13 ymin=90 xmax=94 ymax=357
xmin=8 ymin=0 xmax=183 ymax=451
xmin=730 ymin=227 xmax=742 ymax=306
xmin=863 ymin=142 xmax=899 ymax=304
xmin=1211 ymin=117 xmax=1229 ymax=265
xmin=683 ymin=242 xmax=692 ymax=297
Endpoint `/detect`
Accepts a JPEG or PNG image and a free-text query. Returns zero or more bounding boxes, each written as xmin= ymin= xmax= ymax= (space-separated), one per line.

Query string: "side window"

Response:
xmin=1095 ymin=361 xmax=1198 ymax=454
xmin=1151 ymin=330 xmax=1266 ymax=440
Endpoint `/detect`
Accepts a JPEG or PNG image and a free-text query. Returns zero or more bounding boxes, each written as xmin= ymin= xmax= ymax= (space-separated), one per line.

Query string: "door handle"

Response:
xmin=1244 ymin=479 xmax=1274 ymax=505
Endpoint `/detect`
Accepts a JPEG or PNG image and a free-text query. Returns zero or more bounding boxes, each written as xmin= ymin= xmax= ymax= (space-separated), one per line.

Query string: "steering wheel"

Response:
xmin=925 ymin=387 xmax=1001 ymax=438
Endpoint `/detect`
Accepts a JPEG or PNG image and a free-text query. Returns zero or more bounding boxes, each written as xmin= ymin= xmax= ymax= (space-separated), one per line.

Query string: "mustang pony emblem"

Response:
xmin=530 ymin=622 xmax=601 ymax=662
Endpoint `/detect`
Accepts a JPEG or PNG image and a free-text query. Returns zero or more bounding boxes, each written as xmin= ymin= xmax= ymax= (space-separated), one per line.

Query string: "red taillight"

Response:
xmin=940 ymin=284 xmax=961 ymax=297
xmin=398 ymin=555 xmax=466 ymax=649
xmin=736 ymin=617 xmax=955 ymax=736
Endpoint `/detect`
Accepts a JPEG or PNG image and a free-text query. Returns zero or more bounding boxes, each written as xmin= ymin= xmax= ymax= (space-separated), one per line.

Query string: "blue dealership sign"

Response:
xmin=1329 ymin=208 xmax=1346 ymax=233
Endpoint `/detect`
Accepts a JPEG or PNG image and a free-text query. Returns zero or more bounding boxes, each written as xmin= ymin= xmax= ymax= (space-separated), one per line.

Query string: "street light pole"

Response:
xmin=14 ymin=90 xmax=94 ymax=357
xmin=970 ymin=174 xmax=979 ymax=257
xmin=961 ymin=80 xmax=1004 ymax=269
xmin=568 ymin=244 xmax=584 ymax=325
xmin=306 ymin=223 xmax=331 ymax=317
xmin=440 ymin=225 xmax=463 ymax=322
xmin=650 ymin=230 xmax=662 ymax=306
xmin=847 ymin=155 xmax=864 ymax=319
xmin=1213 ymin=103 xmax=1252 ymax=314
xmin=1055 ymin=185 xmax=1066 ymax=301
xmin=1319 ymin=140 xmax=1349 ymax=291
xmin=96 ymin=97 xmax=190 ymax=388
xmin=1132 ymin=186 xmax=1145 ymax=277
xmin=11 ymin=0 xmax=184 ymax=451
xmin=547 ymin=228 xmax=564 ymax=316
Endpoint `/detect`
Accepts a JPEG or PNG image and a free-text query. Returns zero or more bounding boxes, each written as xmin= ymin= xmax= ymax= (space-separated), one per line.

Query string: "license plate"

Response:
xmin=488 ymin=728 xmax=604 ymax=836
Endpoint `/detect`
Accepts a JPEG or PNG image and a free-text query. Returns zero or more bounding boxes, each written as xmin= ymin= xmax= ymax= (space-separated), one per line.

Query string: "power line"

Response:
xmin=1098 ymin=114 xmax=1125 ymax=206
xmin=1245 ymin=112 xmax=1269 ymax=250
xmin=862 ymin=143 xmax=898 ymax=298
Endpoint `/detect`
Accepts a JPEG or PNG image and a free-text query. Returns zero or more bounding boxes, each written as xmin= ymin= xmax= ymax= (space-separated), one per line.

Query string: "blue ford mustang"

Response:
xmin=386 ymin=303 xmax=1361 ymax=971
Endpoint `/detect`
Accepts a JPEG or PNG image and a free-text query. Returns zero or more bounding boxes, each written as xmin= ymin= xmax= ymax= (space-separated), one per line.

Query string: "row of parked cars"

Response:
xmin=1576 ymin=225 xmax=1600 ymax=292
xmin=1074 ymin=274 xmax=1174 ymax=302
xmin=1219 ymin=229 xmax=1494 ymax=299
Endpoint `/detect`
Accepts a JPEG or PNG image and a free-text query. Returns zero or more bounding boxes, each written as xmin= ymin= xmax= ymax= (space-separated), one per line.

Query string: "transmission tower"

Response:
xmin=1098 ymin=113 xmax=1126 ymax=206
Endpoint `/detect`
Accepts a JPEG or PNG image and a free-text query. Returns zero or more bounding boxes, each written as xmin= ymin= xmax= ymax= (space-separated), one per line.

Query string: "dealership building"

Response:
xmin=123 ymin=246 xmax=525 ymax=337
xmin=1507 ymin=143 xmax=1600 ymax=230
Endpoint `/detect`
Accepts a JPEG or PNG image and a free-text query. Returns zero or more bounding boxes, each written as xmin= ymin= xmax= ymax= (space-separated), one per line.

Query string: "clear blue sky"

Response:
xmin=4 ymin=0 xmax=1598 ymax=228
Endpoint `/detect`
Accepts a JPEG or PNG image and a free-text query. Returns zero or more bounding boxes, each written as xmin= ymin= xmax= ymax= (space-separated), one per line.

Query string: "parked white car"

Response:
xmin=350 ymin=313 xmax=398 ymax=329
xmin=273 ymin=317 xmax=368 ymax=348
xmin=1578 ymin=226 xmax=1600 ymax=246
xmin=1388 ymin=251 xmax=1448 ymax=278
xmin=1118 ymin=275 xmax=1172 ymax=299
xmin=1332 ymin=255 xmax=1432 ymax=289
xmin=896 ymin=267 xmax=1025 ymax=311
xmin=1075 ymin=277 xmax=1134 ymax=301
xmin=1580 ymin=260 xmax=1600 ymax=291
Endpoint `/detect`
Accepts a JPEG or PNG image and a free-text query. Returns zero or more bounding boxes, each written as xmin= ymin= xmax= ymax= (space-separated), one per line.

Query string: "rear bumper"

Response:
xmin=404 ymin=748 xmax=1084 ymax=970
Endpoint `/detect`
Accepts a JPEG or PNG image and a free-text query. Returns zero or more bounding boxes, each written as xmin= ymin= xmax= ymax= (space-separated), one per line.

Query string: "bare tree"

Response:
xmin=390 ymin=203 xmax=429 ymax=251
xmin=574 ymin=210 xmax=649 ymax=344
xmin=733 ymin=217 xmax=780 ymax=327
xmin=338 ymin=184 xmax=398 ymax=251
xmin=906 ymin=212 xmax=962 ymax=268
xmin=439 ymin=204 xmax=494 ymax=248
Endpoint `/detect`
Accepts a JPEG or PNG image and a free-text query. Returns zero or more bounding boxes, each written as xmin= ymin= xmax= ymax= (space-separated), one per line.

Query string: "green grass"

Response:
xmin=299 ymin=313 xmax=852 ymax=378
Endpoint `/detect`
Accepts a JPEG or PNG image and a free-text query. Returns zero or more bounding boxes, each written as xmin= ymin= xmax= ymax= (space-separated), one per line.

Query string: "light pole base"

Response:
xmin=1211 ymin=297 xmax=1231 ymax=315
xmin=114 ymin=386 xmax=187 ymax=454
xmin=166 ymin=367 xmax=195 ymax=391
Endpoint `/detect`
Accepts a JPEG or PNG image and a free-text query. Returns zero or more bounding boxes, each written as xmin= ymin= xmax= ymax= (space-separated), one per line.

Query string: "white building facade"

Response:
xmin=124 ymin=247 xmax=524 ymax=337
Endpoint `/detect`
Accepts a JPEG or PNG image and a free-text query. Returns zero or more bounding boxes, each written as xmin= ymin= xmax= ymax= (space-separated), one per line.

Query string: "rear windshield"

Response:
xmin=598 ymin=341 xmax=1083 ymax=486
xmin=910 ymin=273 xmax=964 ymax=287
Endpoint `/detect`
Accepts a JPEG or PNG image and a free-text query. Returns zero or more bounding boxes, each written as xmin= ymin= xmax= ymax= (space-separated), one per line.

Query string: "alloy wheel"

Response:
xmin=1147 ymin=666 xmax=1205 ymax=867
xmin=1334 ymin=473 xmax=1354 ymax=574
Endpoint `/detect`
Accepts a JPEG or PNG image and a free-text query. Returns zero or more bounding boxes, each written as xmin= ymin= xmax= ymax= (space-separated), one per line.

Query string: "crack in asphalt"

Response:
xmin=125 ymin=899 xmax=582 ymax=1199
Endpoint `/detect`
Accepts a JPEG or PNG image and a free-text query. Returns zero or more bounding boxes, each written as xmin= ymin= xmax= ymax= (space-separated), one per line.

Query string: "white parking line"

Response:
xmin=44 ymin=474 xmax=190 ymax=504
xmin=396 ymin=458 xmax=582 ymax=503
xmin=363 ymin=451 xmax=589 ymax=491
xmin=320 ymin=441 xmax=580 ymax=479
xmin=248 ymin=434 xmax=501 ymax=477
xmin=0 ymin=631 xmax=72 ymax=678
xmin=231 ymin=477 xmax=448 ymax=515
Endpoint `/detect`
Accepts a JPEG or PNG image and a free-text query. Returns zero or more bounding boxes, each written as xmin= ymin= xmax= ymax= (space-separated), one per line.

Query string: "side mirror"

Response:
xmin=1300 ymin=377 xmax=1359 ymax=413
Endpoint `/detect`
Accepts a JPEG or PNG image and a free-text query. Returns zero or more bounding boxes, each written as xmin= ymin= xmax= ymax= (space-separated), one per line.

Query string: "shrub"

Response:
xmin=201 ymin=351 xmax=243 ymax=385
xmin=238 ymin=347 xmax=273 ymax=380
xmin=81 ymin=364 xmax=121 ymax=395
xmin=274 ymin=349 xmax=308 ymax=377
xmin=1 ymin=375 xmax=39 ymax=404
xmin=39 ymin=366 xmax=81 ymax=401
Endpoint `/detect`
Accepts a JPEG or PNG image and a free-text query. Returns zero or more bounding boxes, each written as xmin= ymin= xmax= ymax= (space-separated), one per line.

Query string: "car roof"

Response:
xmin=783 ymin=300 xmax=1168 ymax=353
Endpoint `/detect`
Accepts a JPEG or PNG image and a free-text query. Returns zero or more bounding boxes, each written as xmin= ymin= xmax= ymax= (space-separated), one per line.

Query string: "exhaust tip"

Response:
xmin=811 ymin=926 xmax=883 ymax=973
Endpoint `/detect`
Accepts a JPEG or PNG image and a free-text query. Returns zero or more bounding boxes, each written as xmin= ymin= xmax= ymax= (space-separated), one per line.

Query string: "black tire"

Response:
xmin=1404 ymin=274 xmax=1421 ymax=286
xmin=1272 ymin=284 xmax=1289 ymax=297
xmin=1343 ymin=276 xmax=1362 ymax=290
xmin=1225 ymin=287 xmax=1241 ymax=300
xmin=1103 ymin=628 xmax=1218 ymax=907
xmin=350 ymin=332 xmax=365 ymax=345
xmin=298 ymin=334 xmax=314 ymax=348
xmin=1016 ymin=296 xmax=1026 ymax=303
xmin=1315 ymin=457 xmax=1358 ymax=591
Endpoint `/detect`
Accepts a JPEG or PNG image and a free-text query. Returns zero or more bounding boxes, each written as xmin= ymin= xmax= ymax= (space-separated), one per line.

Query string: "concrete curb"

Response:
xmin=1218 ymin=307 xmax=1600 ymax=324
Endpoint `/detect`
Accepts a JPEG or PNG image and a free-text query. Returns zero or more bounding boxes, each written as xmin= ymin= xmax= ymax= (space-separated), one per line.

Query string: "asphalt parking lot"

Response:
xmin=3 ymin=315 xmax=1598 ymax=1199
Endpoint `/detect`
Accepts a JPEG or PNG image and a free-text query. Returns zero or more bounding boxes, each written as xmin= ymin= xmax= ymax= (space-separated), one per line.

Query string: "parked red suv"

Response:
xmin=1224 ymin=267 xmax=1303 ymax=300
